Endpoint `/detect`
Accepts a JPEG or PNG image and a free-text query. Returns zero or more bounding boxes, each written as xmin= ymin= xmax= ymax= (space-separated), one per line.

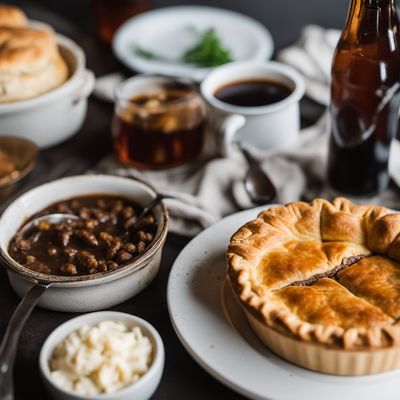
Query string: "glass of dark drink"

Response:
xmin=92 ymin=0 xmax=150 ymax=44
xmin=112 ymin=76 xmax=206 ymax=169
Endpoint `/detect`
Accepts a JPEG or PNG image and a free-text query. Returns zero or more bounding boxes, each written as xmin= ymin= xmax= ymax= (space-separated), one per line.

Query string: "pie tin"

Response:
xmin=244 ymin=309 xmax=400 ymax=376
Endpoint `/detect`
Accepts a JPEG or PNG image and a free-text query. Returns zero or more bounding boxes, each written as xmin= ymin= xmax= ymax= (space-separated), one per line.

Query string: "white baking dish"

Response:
xmin=0 ymin=33 xmax=95 ymax=149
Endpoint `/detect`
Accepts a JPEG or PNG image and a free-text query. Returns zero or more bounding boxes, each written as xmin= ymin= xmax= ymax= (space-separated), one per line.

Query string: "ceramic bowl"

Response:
xmin=40 ymin=311 xmax=164 ymax=400
xmin=0 ymin=175 xmax=169 ymax=312
xmin=0 ymin=31 xmax=95 ymax=149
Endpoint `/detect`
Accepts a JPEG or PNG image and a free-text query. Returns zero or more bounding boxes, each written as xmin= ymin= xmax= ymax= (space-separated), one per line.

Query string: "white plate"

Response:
xmin=167 ymin=206 xmax=400 ymax=400
xmin=112 ymin=6 xmax=274 ymax=81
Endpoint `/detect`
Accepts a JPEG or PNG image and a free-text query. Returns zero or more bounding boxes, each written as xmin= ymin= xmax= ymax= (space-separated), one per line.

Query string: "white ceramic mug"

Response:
xmin=200 ymin=61 xmax=305 ymax=155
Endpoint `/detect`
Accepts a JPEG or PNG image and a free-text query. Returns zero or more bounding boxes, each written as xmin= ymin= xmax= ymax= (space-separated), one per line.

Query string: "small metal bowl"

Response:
xmin=0 ymin=136 xmax=38 ymax=201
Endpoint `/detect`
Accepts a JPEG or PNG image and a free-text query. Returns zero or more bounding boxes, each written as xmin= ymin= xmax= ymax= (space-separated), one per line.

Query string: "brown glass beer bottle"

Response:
xmin=327 ymin=0 xmax=400 ymax=196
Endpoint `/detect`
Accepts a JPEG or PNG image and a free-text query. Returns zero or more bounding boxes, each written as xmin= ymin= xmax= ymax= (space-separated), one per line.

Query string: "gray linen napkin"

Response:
xmin=93 ymin=25 xmax=400 ymax=236
xmin=94 ymin=112 xmax=329 ymax=236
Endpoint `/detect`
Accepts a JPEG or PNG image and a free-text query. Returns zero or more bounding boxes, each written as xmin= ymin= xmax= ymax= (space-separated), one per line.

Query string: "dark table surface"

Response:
xmin=0 ymin=1 xmax=349 ymax=399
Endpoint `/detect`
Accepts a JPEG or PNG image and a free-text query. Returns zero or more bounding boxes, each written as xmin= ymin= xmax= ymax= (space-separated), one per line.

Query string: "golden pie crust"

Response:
xmin=227 ymin=198 xmax=400 ymax=354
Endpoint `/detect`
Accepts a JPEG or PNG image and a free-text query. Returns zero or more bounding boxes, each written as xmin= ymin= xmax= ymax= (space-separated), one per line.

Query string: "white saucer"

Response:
xmin=112 ymin=6 xmax=274 ymax=81
xmin=167 ymin=206 xmax=400 ymax=400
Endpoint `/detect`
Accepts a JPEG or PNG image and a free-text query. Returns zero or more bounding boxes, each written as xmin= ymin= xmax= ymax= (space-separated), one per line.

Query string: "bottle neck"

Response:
xmin=348 ymin=0 xmax=397 ymax=10
xmin=364 ymin=0 xmax=396 ymax=5
xmin=342 ymin=0 xmax=399 ymax=43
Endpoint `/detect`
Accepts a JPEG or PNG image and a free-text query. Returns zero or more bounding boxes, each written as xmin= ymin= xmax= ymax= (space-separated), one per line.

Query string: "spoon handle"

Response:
xmin=0 ymin=283 xmax=49 ymax=400
xmin=137 ymin=194 xmax=165 ymax=221
xmin=237 ymin=144 xmax=259 ymax=169
xmin=136 ymin=193 xmax=175 ymax=222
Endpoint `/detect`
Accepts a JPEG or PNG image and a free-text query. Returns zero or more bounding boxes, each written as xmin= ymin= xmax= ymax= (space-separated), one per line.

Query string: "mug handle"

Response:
xmin=219 ymin=114 xmax=246 ymax=157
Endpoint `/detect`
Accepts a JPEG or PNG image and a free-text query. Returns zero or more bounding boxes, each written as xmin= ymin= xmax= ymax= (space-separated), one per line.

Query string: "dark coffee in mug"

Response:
xmin=214 ymin=79 xmax=292 ymax=107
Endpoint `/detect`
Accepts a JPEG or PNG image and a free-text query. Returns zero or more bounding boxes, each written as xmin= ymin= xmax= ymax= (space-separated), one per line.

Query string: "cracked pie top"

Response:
xmin=227 ymin=198 xmax=400 ymax=350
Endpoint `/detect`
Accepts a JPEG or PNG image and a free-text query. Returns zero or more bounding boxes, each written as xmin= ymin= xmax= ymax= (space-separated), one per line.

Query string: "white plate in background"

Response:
xmin=112 ymin=6 xmax=274 ymax=81
xmin=167 ymin=206 xmax=400 ymax=400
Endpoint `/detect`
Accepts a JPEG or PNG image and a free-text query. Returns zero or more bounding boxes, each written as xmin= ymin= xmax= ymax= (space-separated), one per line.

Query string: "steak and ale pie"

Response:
xmin=227 ymin=197 xmax=400 ymax=375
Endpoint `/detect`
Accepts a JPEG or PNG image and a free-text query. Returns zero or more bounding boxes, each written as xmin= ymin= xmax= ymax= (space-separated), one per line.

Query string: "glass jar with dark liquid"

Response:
xmin=112 ymin=76 xmax=205 ymax=169
xmin=327 ymin=0 xmax=400 ymax=196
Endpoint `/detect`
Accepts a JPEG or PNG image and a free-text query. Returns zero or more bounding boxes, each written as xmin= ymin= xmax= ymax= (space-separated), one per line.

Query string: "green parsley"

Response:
xmin=134 ymin=46 xmax=160 ymax=60
xmin=133 ymin=28 xmax=233 ymax=67
xmin=182 ymin=28 xmax=233 ymax=67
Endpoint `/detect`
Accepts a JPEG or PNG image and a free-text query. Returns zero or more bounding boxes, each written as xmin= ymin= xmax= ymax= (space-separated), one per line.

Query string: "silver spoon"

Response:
xmin=136 ymin=194 xmax=170 ymax=223
xmin=19 ymin=192 xmax=169 ymax=239
xmin=238 ymin=143 xmax=277 ymax=205
xmin=19 ymin=213 xmax=79 ymax=239
xmin=18 ymin=193 xmax=168 ymax=243
xmin=128 ymin=193 xmax=173 ymax=236
xmin=0 ymin=281 xmax=51 ymax=400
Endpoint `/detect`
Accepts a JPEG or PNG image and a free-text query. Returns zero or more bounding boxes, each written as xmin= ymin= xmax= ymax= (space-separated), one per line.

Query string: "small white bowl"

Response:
xmin=0 ymin=174 xmax=168 ymax=312
xmin=39 ymin=312 xmax=164 ymax=400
